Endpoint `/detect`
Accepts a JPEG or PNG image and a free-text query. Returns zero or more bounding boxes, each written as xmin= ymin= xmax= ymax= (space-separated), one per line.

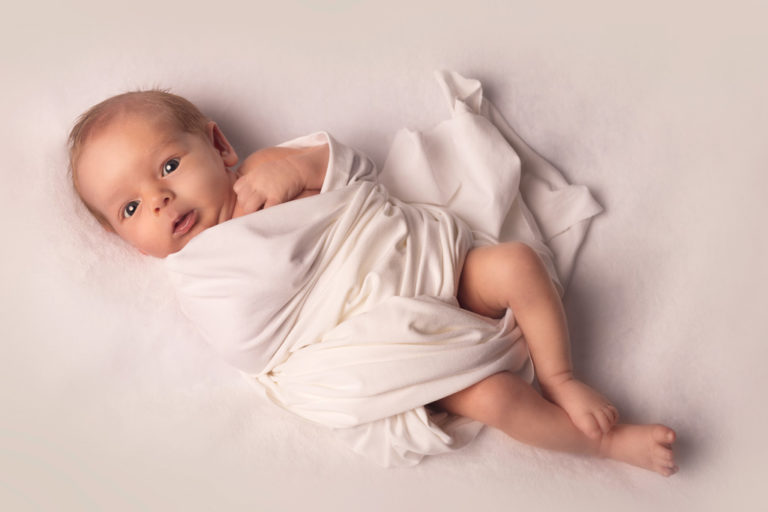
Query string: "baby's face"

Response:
xmin=76 ymin=112 xmax=239 ymax=257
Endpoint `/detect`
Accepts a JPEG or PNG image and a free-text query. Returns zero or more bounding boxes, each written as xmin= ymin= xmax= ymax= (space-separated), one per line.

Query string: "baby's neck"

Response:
xmin=219 ymin=170 xmax=239 ymax=223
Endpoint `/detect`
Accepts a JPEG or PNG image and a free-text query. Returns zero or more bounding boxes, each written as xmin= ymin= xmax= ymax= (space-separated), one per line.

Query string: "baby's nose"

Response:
xmin=152 ymin=192 xmax=175 ymax=216
xmin=153 ymin=195 xmax=169 ymax=213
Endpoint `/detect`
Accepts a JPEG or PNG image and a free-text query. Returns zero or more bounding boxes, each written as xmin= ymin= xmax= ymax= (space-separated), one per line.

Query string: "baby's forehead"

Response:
xmin=105 ymin=107 xmax=175 ymax=132
xmin=84 ymin=110 xmax=179 ymax=150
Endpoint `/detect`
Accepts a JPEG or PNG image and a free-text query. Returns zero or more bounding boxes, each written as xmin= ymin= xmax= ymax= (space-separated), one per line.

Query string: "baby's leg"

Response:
xmin=435 ymin=372 xmax=678 ymax=476
xmin=458 ymin=242 xmax=617 ymax=439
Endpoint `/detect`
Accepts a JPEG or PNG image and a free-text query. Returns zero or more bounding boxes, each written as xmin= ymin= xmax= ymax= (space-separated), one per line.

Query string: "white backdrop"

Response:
xmin=1 ymin=1 xmax=766 ymax=510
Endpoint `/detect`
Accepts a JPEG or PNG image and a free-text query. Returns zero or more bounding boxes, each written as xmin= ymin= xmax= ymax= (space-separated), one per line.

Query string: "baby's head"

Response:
xmin=69 ymin=90 xmax=239 ymax=257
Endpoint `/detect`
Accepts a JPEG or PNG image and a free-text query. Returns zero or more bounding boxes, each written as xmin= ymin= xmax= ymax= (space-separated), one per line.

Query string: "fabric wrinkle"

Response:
xmin=164 ymin=71 xmax=602 ymax=466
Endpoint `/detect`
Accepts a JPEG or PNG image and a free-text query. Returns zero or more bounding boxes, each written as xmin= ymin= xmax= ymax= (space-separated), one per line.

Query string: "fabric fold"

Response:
xmin=165 ymin=70 xmax=602 ymax=467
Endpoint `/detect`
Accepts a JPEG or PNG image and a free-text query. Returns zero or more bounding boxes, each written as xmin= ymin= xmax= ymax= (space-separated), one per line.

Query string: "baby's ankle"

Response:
xmin=538 ymin=370 xmax=574 ymax=390
xmin=596 ymin=430 xmax=614 ymax=459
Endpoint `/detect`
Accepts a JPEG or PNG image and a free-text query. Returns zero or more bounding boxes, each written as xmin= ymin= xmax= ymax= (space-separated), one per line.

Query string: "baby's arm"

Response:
xmin=232 ymin=143 xmax=328 ymax=217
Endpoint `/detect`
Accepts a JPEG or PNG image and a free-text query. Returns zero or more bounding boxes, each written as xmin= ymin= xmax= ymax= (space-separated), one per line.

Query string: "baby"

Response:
xmin=68 ymin=89 xmax=677 ymax=476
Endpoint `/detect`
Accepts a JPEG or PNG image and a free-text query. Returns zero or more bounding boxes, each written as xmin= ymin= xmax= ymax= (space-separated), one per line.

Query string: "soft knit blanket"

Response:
xmin=164 ymin=70 xmax=602 ymax=466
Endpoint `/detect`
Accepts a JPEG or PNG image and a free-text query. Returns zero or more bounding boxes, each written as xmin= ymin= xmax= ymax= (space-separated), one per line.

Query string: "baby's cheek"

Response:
xmin=188 ymin=173 xmax=221 ymax=201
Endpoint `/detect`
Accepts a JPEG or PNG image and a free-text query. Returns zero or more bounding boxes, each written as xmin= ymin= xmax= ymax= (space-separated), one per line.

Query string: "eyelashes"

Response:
xmin=123 ymin=200 xmax=139 ymax=218
xmin=162 ymin=158 xmax=180 ymax=176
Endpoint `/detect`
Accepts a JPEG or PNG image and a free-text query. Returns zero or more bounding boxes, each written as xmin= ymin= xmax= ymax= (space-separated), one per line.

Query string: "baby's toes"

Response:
xmin=655 ymin=464 xmax=678 ymax=477
xmin=654 ymin=445 xmax=675 ymax=465
xmin=652 ymin=425 xmax=676 ymax=446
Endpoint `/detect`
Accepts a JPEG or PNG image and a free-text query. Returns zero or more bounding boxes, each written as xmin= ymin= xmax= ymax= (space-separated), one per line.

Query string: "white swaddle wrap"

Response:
xmin=164 ymin=71 xmax=602 ymax=467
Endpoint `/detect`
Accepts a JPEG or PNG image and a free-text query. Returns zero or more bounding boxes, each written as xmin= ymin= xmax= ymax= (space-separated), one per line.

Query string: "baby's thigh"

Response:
xmin=458 ymin=242 xmax=545 ymax=318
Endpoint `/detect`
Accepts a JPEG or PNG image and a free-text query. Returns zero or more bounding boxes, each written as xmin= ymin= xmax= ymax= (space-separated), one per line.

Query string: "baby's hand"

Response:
xmin=232 ymin=144 xmax=327 ymax=216
xmin=233 ymin=155 xmax=305 ymax=214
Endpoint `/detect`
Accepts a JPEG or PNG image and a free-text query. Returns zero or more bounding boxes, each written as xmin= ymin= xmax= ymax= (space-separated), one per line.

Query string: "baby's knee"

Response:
xmin=495 ymin=242 xmax=546 ymax=283
xmin=503 ymin=241 xmax=541 ymax=266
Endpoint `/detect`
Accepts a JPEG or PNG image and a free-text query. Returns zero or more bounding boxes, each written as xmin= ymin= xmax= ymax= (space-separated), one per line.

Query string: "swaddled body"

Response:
xmin=163 ymin=72 xmax=607 ymax=466
xmin=164 ymin=129 xmax=536 ymax=465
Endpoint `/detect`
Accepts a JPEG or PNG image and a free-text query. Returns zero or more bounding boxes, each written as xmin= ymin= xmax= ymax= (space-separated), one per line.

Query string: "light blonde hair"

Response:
xmin=68 ymin=90 xmax=210 ymax=228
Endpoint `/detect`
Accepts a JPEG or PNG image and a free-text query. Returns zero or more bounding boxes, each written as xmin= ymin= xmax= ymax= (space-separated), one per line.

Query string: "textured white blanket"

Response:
xmin=164 ymin=71 xmax=602 ymax=466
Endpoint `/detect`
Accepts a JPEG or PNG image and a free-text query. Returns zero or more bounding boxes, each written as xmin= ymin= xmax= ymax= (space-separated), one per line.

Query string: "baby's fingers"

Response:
xmin=263 ymin=196 xmax=286 ymax=209
xmin=594 ymin=408 xmax=615 ymax=434
xmin=236 ymin=191 xmax=266 ymax=214
xmin=263 ymin=188 xmax=302 ymax=209
xmin=232 ymin=175 xmax=248 ymax=195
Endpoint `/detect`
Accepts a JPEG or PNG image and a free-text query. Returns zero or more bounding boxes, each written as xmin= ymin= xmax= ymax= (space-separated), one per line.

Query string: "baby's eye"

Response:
xmin=123 ymin=200 xmax=139 ymax=218
xmin=162 ymin=158 xmax=180 ymax=176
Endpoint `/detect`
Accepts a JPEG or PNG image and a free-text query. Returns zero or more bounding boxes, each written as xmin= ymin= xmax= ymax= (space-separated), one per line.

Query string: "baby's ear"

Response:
xmin=206 ymin=121 xmax=239 ymax=167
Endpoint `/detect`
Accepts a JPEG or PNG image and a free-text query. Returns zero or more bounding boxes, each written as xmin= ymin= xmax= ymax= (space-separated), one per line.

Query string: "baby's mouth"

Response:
xmin=173 ymin=210 xmax=197 ymax=236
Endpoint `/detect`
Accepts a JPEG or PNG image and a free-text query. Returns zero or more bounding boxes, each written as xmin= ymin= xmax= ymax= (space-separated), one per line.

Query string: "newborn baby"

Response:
xmin=68 ymin=81 xmax=677 ymax=475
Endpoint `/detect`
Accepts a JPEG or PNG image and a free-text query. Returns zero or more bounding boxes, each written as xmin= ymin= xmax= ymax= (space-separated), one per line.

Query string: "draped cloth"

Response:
xmin=164 ymin=71 xmax=602 ymax=466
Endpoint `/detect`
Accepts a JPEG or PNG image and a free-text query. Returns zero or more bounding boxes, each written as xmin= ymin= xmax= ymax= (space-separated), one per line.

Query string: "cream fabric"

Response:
xmin=164 ymin=71 xmax=602 ymax=466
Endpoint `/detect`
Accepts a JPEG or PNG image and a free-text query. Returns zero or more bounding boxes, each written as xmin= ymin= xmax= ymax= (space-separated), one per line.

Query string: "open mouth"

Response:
xmin=173 ymin=210 xmax=197 ymax=236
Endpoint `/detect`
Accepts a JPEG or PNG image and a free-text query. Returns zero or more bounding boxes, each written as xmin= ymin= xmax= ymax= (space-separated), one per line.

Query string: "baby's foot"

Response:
xmin=540 ymin=377 xmax=619 ymax=439
xmin=599 ymin=424 xmax=678 ymax=477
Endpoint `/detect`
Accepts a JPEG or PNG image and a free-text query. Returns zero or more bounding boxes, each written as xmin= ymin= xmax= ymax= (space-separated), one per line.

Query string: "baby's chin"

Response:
xmin=155 ymin=236 xmax=195 ymax=259
xmin=136 ymin=236 xmax=193 ymax=259
xmin=130 ymin=207 xmax=229 ymax=258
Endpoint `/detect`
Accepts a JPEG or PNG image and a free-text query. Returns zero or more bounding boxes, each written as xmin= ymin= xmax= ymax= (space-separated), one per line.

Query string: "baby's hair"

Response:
xmin=68 ymin=89 xmax=210 ymax=228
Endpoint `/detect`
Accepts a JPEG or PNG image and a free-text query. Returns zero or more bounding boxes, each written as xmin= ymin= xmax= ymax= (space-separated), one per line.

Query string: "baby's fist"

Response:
xmin=232 ymin=158 xmax=305 ymax=215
